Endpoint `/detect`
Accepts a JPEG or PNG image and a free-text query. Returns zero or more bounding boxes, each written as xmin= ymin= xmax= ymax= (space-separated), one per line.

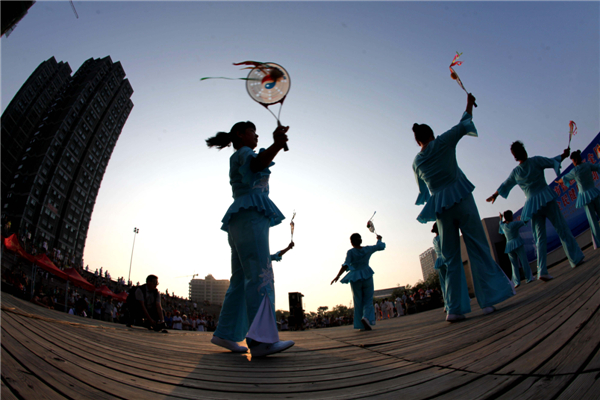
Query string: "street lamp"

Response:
xmin=128 ymin=227 xmax=139 ymax=284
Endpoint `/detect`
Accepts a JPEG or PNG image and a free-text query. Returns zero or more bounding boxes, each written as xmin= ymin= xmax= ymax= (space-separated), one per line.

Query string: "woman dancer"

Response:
xmin=487 ymin=142 xmax=584 ymax=281
xmin=206 ymin=121 xmax=294 ymax=357
xmin=413 ymin=93 xmax=514 ymax=322
xmin=331 ymin=233 xmax=385 ymax=330
xmin=498 ymin=210 xmax=534 ymax=287
xmin=557 ymin=150 xmax=600 ymax=247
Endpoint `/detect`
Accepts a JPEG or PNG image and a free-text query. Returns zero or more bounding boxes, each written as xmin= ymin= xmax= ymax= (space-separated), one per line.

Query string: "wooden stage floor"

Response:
xmin=2 ymin=246 xmax=599 ymax=399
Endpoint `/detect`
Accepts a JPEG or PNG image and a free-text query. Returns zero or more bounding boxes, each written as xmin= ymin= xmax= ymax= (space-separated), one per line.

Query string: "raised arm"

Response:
xmin=465 ymin=93 xmax=476 ymax=116
xmin=277 ymin=242 xmax=295 ymax=258
xmin=250 ymin=125 xmax=289 ymax=173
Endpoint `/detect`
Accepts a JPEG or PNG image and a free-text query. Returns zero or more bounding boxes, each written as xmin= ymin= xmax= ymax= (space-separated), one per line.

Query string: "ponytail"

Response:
xmin=206 ymin=121 xmax=256 ymax=150
xmin=570 ymin=150 xmax=582 ymax=164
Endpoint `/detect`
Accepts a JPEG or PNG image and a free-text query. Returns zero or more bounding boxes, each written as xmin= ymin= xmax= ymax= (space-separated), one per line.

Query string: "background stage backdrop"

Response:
xmin=514 ymin=131 xmax=600 ymax=261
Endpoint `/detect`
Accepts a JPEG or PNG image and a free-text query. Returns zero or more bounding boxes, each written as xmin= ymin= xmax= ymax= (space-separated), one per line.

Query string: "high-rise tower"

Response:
xmin=1 ymin=56 xmax=134 ymax=263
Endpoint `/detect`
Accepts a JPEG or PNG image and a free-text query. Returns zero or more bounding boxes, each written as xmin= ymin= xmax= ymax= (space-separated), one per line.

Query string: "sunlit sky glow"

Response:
xmin=2 ymin=1 xmax=598 ymax=313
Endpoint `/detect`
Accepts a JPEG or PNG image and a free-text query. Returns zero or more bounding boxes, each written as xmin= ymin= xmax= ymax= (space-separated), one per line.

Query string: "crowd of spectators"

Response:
xmin=1 ymin=231 xmax=220 ymax=332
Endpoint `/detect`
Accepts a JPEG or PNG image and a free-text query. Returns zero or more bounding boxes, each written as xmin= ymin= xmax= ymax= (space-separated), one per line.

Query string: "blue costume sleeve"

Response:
xmin=543 ymin=155 xmax=563 ymax=176
xmin=440 ymin=112 xmax=478 ymax=147
xmin=562 ymin=169 xmax=576 ymax=187
xmin=270 ymin=252 xmax=282 ymax=262
xmin=591 ymin=163 xmax=600 ymax=173
xmin=237 ymin=147 xmax=274 ymax=186
xmin=343 ymin=249 xmax=353 ymax=268
xmin=498 ymin=170 xmax=518 ymax=199
xmin=498 ymin=222 xmax=506 ymax=235
xmin=414 ymin=170 xmax=431 ymax=205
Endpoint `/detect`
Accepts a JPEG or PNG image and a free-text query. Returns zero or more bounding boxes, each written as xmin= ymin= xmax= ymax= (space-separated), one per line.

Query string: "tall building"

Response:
xmin=1 ymin=1 xmax=36 ymax=37
xmin=419 ymin=247 xmax=437 ymax=281
xmin=1 ymin=56 xmax=134 ymax=263
xmin=2 ymin=57 xmax=72 ymax=196
xmin=189 ymin=275 xmax=230 ymax=306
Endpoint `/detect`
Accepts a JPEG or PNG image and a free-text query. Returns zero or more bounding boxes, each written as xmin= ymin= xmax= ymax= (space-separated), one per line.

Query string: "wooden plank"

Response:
xmin=1 ymin=378 xmax=19 ymax=400
xmin=555 ymin=372 xmax=600 ymax=400
xmin=433 ymin=374 xmax=521 ymax=400
xmin=496 ymin=278 xmax=600 ymax=375
xmin=1 ymin=347 xmax=66 ymax=399
xmin=374 ymin=263 xmax=600 ymax=366
xmin=1 ymin=317 xmax=202 ymax=400
xmin=583 ymin=344 xmax=600 ymax=372
xmin=495 ymin=375 xmax=573 ymax=400
xmin=536 ymin=280 xmax=600 ymax=374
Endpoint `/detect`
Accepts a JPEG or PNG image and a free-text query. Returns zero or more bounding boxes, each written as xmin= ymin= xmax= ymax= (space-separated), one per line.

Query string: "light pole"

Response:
xmin=128 ymin=227 xmax=139 ymax=284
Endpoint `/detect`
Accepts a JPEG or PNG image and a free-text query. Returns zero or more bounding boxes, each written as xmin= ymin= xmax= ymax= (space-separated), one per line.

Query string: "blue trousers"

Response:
xmin=214 ymin=209 xmax=276 ymax=343
xmin=583 ymin=196 xmax=600 ymax=247
xmin=437 ymin=194 xmax=514 ymax=315
xmin=531 ymin=201 xmax=584 ymax=276
xmin=437 ymin=267 xmax=448 ymax=311
xmin=350 ymin=277 xmax=376 ymax=329
xmin=507 ymin=246 xmax=534 ymax=286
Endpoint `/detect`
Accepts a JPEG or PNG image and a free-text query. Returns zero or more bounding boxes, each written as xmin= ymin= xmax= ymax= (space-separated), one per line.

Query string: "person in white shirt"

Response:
xmin=196 ymin=316 xmax=207 ymax=332
xmin=172 ymin=311 xmax=183 ymax=330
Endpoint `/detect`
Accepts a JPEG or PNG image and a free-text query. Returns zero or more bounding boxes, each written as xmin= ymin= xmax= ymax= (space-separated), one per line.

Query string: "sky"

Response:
xmin=2 ymin=1 xmax=599 ymax=313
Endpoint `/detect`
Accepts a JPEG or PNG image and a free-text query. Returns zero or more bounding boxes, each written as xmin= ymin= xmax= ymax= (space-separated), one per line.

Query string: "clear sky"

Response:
xmin=2 ymin=1 xmax=598 ymax=313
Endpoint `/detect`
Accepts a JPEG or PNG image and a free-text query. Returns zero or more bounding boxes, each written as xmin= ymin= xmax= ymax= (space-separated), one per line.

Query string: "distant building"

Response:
xmin=419 ymin=247 xmax=437 ymax=281
xmin=1 ymin=56 xmax=134 ymax=262
xmin=189 ymin=275 xmax=230 ymax=306
xmin=374 ymin=286 xmax=405 ymax=300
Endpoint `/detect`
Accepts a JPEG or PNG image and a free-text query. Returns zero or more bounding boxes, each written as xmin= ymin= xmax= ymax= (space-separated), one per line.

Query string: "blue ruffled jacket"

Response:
xmin=413 ymin=112 xmax=478 ymax=223
xmin=561 ymin=162 xmax=600 ymax=208
xmin=340 ymin=240 xmax=386 ymax=284
xmin=221 ymin=146 xmax=285 ymax=231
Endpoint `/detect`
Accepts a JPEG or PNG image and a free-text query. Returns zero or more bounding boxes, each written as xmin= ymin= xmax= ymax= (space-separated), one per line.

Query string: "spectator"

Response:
xmin=126 ymin=275 xmax=166 ymax=332
xmin=182 ymin=315 xmax=192 ymax=331
xmin=172 ymin=310 xmax=183 ymax=330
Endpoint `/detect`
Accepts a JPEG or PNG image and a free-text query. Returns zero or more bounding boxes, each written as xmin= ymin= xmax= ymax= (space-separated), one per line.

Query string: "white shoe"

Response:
xmin=482 ymin=306 xmax=496 ymax=315
xmin=211 ymin=336 xmax=248 ymax=353
xmin=446 ymin=314 xmax=465 ymax=322
xmin=250 ymin=340 xmax=295 ymax=357
xmin=539 ymin=275 xmax=554 ymax=282
xmin=361 ymin=317 xmax=372 ymax=331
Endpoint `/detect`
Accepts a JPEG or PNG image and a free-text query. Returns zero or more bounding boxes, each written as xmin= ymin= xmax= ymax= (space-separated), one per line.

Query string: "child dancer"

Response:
xmin=498 ymin=210 xmax=534 ymax=287
xmin=557 ymin=150 xmax=600 ymax=247
xmin=413 ymin=93 xmax=514 ymax=322
xmin=487 ymin=142 xmax=584 ymax=281
xmin=206 ymin=121 xmax=294 ymax=357
xmin=331 ymin=233 xmax=385 ymax=331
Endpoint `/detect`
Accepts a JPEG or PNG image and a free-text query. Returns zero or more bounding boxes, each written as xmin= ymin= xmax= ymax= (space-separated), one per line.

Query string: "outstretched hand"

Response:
xmin=331 ymin=277 xmax=339 ymax=285
xmin=487 ymin=191 xmax=499 ymax=204
xmin=561 ymin=148 xmax=571 ymax=161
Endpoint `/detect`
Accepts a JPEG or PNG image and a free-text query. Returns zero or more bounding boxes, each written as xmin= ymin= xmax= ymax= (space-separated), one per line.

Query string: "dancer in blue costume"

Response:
xmin=413 ymin=93 xmax=515 ymax=322
xmin=487 ymin=142 xmax=584 ymax=281
xmin=206 ymin=121 xmax=295 ymax=357
xmin=557 ymin=150 xmax=600 ymax=248
xmin=331 ymin=233 xmax=385 ymax=330
xmin=498 ymin=210 xmax=534 ymax=287
xmin=431 ymin=223 xmax=470 ymax=313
